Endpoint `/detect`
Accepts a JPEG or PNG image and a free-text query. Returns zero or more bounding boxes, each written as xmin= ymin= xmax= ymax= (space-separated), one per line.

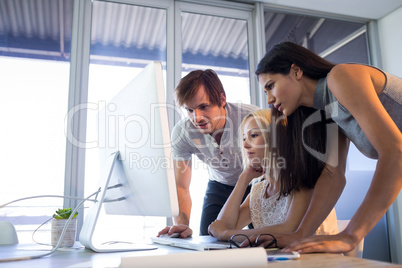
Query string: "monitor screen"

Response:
xmin=80 ymin=61 xmax=179 ymax=252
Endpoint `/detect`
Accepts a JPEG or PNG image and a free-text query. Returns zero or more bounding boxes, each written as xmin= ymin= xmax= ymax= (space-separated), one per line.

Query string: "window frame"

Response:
xmin=65 ymin=0 xmax=175 ymax=234
xmin=173 ymin=1 xmax=259 ymax=125
xmin=66 ymin=0 xmax=263 ymax=232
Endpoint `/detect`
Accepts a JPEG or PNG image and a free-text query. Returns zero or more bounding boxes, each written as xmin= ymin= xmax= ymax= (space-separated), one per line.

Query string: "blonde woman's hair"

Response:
xmin=240 ymin=109 xmax=280 ymax=180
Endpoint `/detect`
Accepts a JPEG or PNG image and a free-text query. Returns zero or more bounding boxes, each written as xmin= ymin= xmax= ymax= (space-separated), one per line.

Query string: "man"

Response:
xmin=158 ymin=69 xmax=258 ymax=237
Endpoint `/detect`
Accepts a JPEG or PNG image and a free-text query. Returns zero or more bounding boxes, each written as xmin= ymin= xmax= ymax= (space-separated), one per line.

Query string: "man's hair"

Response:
xmin=175 ymin=69 xmax=226 ymax=107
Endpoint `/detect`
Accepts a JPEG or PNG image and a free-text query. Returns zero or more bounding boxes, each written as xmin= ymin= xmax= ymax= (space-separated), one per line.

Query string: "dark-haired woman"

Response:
xmin=255 ymin=42 xmax=402 ymax=254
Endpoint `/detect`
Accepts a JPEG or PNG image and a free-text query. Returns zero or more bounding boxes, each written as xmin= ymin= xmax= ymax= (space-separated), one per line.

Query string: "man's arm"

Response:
xmin=174 ymin=159 xmax=192 ymax=226
xmin=157 ymin=159 xmax=193 ymax=238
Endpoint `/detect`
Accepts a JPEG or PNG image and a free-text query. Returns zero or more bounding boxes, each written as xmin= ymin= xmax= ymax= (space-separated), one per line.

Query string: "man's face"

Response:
xmin=183 ymin=85 xmax=226 ymax=136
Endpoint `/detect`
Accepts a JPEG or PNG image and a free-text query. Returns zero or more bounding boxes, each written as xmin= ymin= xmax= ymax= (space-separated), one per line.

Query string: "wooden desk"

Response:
xmin=272 ymin=253 xmax=400 ymax=268
xmin=0 ymin=243 xmax=400 ymax=268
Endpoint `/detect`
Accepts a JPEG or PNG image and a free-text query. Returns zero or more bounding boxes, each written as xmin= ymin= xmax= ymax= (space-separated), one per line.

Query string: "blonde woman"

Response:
xmin=208 ymin=109 xmax=338 ymax=244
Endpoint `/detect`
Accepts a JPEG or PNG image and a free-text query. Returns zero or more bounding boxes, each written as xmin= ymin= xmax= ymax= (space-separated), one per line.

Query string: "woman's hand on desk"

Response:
xmin=282 ymin=232 xmax=356 ymax=254
xmin=157 ymin=224 xmax=193 ymax=238
xmin=208 ymin=220 xmax=230 ymax=241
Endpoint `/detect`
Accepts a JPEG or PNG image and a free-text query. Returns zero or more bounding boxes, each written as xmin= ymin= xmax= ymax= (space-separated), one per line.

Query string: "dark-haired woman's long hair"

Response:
xmin=256 ymin=42 xmax=335 ymax=80
xmin=259 ymin=42 xmax=336 ymax=196
xmin=273 ymin=107 xmax=329 ymax=196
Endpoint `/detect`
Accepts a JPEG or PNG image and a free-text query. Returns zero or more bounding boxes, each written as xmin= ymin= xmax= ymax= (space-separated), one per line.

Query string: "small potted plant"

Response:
xmin=50 ymin=208 xmax=78 ymax=247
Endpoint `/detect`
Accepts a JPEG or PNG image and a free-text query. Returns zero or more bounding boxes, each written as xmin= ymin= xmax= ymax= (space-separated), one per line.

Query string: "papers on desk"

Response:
xmin=120 ymin=247 xmax=267 ymax=268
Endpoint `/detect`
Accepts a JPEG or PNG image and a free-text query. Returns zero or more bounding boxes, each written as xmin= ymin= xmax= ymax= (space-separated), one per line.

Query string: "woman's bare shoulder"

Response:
xmin=329 ymin=63 xmax=374 ymax=78
xmin=328 ymin=63 xmax=385 ymax=95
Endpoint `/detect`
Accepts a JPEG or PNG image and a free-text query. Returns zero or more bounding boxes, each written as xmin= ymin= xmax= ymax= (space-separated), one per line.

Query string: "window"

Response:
xmin=175 ymin=1 xmax=255 ymax=234
xmin=0 ymin=0 xmax=256 ymax=242
xmin=1 ymin=0 xmax=382 ymax=247
xmin=84 ymin=0 xmax=170 ymax=239
xmin=262 ymin=8 xmax=383 ymax=260
xmin=262 ymin=9 xmax=376 ymax=170
xmin=263 ymin=10 xmax=369 ymax=63
xmin=0 ymin=0 xmax=74 ymax=243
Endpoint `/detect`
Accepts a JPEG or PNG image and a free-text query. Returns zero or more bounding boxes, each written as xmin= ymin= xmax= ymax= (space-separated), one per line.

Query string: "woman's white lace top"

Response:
xmin=249 ymin=179 xmax=338 ymax=235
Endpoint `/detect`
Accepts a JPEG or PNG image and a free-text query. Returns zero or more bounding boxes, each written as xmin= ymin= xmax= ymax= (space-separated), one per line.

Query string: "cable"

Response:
xmin=32 ymin=217 xmax=53 ymax=246
xmin=31 ymin=208 xmax=82 ymax=246
xmin=103 ymin=197 xmax=127 ymax=203
xmin=0 ymin=194 xmax=98 ymax=209
xmin=107 ymin=183 xmax=123 ymax=189
xmin=0 ymin=190 xmax=101 ymax=262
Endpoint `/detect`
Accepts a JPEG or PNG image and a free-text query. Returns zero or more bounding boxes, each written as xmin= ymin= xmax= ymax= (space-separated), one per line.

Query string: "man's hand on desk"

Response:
xmin=157 ymin=224 xmax=193 ymax=238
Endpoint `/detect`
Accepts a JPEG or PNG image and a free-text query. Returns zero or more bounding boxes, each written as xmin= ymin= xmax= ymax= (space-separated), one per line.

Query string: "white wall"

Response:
xmin=377 ymin=5 xmax=402 ymax=264
xmin=378 ymin=6 xmax=402 ymax=76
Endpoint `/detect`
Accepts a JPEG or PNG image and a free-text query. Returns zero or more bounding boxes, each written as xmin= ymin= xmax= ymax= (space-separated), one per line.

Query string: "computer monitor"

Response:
xmin=79 ymin=61 xmax=179 ymax=252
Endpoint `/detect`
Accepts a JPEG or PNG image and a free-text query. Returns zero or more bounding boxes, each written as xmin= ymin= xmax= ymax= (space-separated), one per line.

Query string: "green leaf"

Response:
xmin=52 ymin=208 xmax=78 ymax=219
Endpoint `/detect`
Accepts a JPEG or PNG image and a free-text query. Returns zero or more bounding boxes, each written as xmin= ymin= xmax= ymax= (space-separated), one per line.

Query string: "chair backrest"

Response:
xmin=0 ymin=221 xmax=19 ymax=245
xmin=337 ymin=220 xmax=364 ymax=258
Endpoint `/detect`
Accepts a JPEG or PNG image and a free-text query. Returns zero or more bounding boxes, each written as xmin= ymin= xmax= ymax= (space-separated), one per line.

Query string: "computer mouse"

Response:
xmin=0 ymin=221 xmax=19 ymax=245
xmin=160 ymin=233 xmax=180 ymax=238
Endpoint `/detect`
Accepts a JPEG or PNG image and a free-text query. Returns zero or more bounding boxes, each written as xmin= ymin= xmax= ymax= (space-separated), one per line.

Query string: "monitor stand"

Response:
xmin=79 ymin=151 xmax=157 ymax=252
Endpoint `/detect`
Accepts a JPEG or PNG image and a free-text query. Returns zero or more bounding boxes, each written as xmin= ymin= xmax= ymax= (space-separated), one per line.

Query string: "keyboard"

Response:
xmin=151 ymin=236 xmax=229 ymax=251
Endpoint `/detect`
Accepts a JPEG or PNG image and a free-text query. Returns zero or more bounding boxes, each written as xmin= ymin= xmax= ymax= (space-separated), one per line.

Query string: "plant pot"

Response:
xmin=50 ymin=218 xmax=77 ymax=247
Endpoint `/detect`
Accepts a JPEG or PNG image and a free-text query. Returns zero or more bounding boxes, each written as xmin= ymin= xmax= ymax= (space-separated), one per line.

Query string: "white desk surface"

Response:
xmin=0 ymin=242 xmax=400 ymax=268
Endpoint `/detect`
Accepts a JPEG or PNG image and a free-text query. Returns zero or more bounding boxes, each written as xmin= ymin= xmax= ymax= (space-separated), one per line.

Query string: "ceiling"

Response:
xmin=238 ymin=0 xmax=402 ymax=20
xmin=1 ymin=0 xmax=398 ymax=73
